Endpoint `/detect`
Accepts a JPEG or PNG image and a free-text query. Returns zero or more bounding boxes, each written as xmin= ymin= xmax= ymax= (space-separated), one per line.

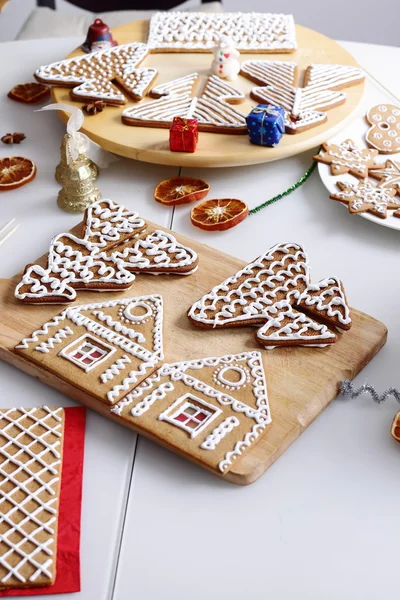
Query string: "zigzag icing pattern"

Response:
xmin=35 ymin=43 xmax=156 ymax=104
xmin=34 ymin=326 xmax=74 ymax=353
xmin=240 ymin=61 xmax=364 ymax=133
xmin=100 ymin=355 xmax=131 ymax=384
xmin=147 ymin=11 xmax=297 ymax=52
xmin=218 ymin=423 xmax=267 ymax=472
xmin=188 ymin=242 xmax=352 ymax=349
xmin=122 ymin=74 xmax=247 ymax=132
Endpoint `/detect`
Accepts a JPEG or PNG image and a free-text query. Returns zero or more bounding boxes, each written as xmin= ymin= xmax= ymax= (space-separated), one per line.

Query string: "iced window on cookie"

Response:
xmin=158 ymin=393 xmax=221 ymax=438
xmin=59 ymin=334 xmax=115 ymax=372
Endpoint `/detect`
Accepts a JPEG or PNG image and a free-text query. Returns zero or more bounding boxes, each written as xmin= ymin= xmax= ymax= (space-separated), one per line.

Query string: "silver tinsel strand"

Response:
xmin=341 ymin=379 xmax=400 ymax=404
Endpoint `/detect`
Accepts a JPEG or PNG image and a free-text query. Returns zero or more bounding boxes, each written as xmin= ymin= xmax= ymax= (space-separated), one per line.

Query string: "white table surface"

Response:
xmin=0 ymin=37 xmax=399 ymax=600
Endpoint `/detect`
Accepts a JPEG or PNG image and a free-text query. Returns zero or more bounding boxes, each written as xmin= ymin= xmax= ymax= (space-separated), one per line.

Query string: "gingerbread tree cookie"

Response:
xmin=34 ymin=43 xmax=157 ymax=105
xmin=240 ymin=61 xmax=364 ymax=134
xmin=366 ymin=104 xmax=400 ymax=154
xmin=122 ymin=74 xmax=247 ymax=133
xmin=146 ymin=11 xmax=297 ymax=53
xmin=15 ymin=199 xmax=199 ymax=305
xmin=330 ymin=179 xmax=400 ymax=218
xmin=314 ymin=139 xmax=382 ymax=178
xmin=369 ymin=160 xmax=400 ymax=194
xmin=188 ymin=242 xmax=352 ymax=349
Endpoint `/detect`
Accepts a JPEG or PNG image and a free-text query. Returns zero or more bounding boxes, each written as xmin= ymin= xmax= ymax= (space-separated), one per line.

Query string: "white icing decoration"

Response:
xmin=0 ymin=407 xmax=63 ymax=584
xmin=241 ymin=61 xmax=364 ymax=133
xmin=35 ymin=43 xmax=156 ymax=103
xmin=213 ymin=364 xmax=250 ymax=390
xmin=34 ymin=326 xmax=73 ymax=353
xmin=16 ymin=295 xmax=164 ymax=404
xmin=122 ymin=74 xmax=247 ymax=132
xmin=58 ymin=333 xmax=116 ymax=372
xmin=200 ymin=416 xmax=240 ymax=450
xmin=316 ymin=139 xmax=379 ymax=178
xmin=158 ymin=393 xmax=222 ymax=438
xmin=366 ymin=104 xmax=400 ymax=153
xmin=188 ymin=242 xmax=352 ymax=348
xmin=131 ymin=382 xmax=175 ymax=417
xmin=146 ymin=11 xmax=297 ymax=52
xmin=100 ymin=354 xmax=131 ymax=383
xmin=218 ymin=423 xmax=267 ymax=472
xmin=110 ymin=229 xmax=198 ymax=274
xmin=370 ymin=160 xmax=400 ymax=192
xmin=332 ymin=179 xmax=400 ymax=218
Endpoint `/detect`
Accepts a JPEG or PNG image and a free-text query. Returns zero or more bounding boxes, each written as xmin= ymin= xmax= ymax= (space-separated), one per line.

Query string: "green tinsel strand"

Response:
xmin=249 ymin=160 xmax=317 ymax=216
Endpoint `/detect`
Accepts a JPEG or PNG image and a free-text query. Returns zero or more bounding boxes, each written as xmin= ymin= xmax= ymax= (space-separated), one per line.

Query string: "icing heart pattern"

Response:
xmin=122 ymin=73 xmax=247 ymax=132
xmin=240 ymin=61 xmax=364 ymax=134
xmin=15 ymin=199 xmax=199 ymax=304
xmin=34 ymin=43 xmax=157 ymax=105
xmin=188 ymin=242 xmax=352 ymax=349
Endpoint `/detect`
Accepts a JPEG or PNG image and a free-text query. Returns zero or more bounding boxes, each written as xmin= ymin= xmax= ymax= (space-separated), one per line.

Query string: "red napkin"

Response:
xmin=0 ymin=406 xmax=86 ymax=596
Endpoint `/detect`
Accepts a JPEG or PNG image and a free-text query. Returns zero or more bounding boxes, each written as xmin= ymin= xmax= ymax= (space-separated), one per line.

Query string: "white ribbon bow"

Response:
xmin=36 ymin=103 xmax=118 ymax=167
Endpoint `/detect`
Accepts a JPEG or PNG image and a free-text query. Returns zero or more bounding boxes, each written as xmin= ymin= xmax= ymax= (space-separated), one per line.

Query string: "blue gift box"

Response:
xmin=246 ymin=104 xmax=286 ymax=147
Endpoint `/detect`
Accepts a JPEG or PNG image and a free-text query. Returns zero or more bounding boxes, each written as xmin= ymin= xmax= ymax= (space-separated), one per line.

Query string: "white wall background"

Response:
xmin=0 ymin=0 xmax=399 ymax=45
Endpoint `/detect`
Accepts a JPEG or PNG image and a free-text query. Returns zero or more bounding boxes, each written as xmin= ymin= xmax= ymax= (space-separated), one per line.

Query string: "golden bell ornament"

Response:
xmin=57 ymin=157 xmax=102 ymax=214
xmin=55 ymin=133 xmax=98 ymax=185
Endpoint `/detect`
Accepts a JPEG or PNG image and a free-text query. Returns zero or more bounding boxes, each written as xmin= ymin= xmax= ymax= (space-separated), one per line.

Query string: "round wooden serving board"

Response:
xmin=51 ymin=19 xmax=365 ymax=168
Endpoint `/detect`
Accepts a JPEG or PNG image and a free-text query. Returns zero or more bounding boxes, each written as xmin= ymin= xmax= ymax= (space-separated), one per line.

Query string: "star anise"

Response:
xmin=83 ymin=101 xmax=106 ymax=115
xmin=1 ymin=132 xmax=26 ymax=144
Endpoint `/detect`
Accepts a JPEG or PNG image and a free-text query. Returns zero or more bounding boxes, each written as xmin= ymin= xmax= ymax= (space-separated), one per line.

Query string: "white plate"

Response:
xmin=317 ymin=75 xmax=400 ymax=231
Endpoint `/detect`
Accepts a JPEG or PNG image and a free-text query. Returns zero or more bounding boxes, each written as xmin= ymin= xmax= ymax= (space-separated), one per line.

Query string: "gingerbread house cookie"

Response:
xmin=15 ymin=295 xmax=164 ymax=405
xmin=111 ymin=351 xmax=271 ymax=474
xmin=0 ymin=407 xmax=65 ymax=589
xmin=146 ymin=11 xmax=297 ymax=53
xmin=188 ymin=242 xmax=352 ymax=349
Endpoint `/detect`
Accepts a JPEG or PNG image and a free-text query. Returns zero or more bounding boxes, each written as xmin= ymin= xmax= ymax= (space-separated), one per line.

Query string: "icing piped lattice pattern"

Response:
xmin=240 ymin=61 xmax=364 ymax=133
xmin=15 ymin=199 xmax=198 ymax=305
xmin=147 ymin=11 xmax=297 ymax=52
xmin=188 ymin=242 xmax=352 ymax=349
xmin=0 ymin=407 xmax=64 ymax=588
xmin=122 ymin=74 xmax=247 ymax=132
xmin=34 ymin=43 xmax=156 ymax=104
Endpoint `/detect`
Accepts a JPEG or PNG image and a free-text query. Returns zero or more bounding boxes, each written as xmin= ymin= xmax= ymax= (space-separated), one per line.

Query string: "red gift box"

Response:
xmin=169 ymin=117 xmax=198 ymax=153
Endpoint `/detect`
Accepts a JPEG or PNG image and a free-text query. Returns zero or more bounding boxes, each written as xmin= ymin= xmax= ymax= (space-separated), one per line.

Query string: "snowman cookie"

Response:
xmin=211 ymin=36 xmax=240 ymax=81
xmin=366 ymin=104 xmax=400 ymax=154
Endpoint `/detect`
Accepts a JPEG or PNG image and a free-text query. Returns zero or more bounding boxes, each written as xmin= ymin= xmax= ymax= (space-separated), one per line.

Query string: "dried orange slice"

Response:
xmin=0 ymin=157 xmax=36 ymax=191
xmin=190 ymin=198 xmax=248 ymax=231
xmin=390 ymin=411 xmax=400 ymax=442
xmin=8 ymin=82 xmax=50 ymax=104
xmin=154 ymin=177 xmax=210 ymax=206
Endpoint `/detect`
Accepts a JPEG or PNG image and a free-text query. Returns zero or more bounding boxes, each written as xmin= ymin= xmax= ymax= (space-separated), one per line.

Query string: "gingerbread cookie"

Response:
xmin=369 ymin=160 xmax=400 ymax=194
xmin=330 ymin=179 xmax=400 ymax=219
xmin=34 ymin=43 xmax=157 ymax=105
xmin=15 ymin=199 xmax=198 ymax=304
xmin=314 ymin=139 xmax=382 ymax=178
xmin=147 ymin=11 xmax=297 ymax=53
xmin=122 ymin=74 xmax=247 ymax=133
xmin=188 ymin=242 xmax=351 ymax=349
xmin=0 ymin=406 xmax=65 ymax=589
xmin=15 ymin=295 xmax=164 ymax=405
xmin=366 ymin=104 xmax=400 ymax=154
xmin=110 ymin=351 xmax=271 ymax=474
xmin=240 ymin=61 xmax=364 ymax=134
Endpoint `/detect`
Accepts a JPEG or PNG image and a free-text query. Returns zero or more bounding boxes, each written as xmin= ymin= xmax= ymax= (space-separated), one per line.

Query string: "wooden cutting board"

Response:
xmin=0 ymin=222 xmax=387 ymax=485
